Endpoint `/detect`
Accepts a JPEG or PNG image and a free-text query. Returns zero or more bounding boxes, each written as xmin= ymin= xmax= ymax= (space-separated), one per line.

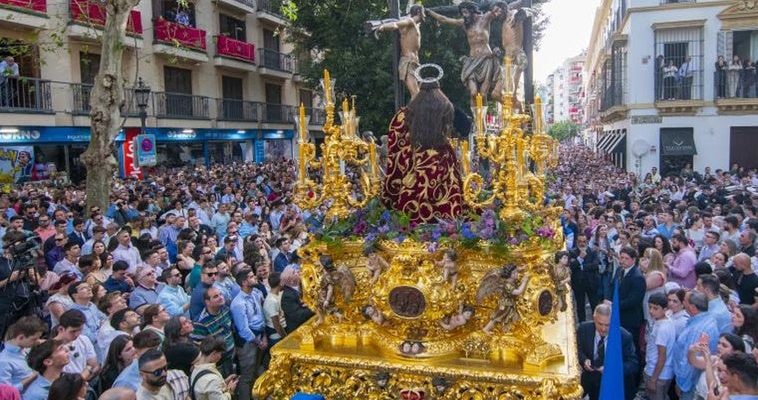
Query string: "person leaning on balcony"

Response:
xmin=741 ymin=59 xmax=755 ymax=98
xmin=678 ymin=57 xmax=694 ymax=100
xmin=0 ymin=56 xmax=20 ymax=107
xmin=715 ymin=56 xmax=727 ymax=98
xmin=662 ymin=60 xmax=678 ymax=101
xmin=727 ymin=54 xmax=742 ymax=98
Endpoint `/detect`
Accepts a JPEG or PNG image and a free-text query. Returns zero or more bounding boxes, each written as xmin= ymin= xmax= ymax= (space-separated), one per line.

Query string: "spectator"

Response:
xmin=52 ymin=310 xmax=100 ymax=380
xmin=670 ymin=234 xmax=698 ymax=289
xmin=67 ymin=218 xmax=88 ymax=247
xmin=190 ymin=336 xmax=238 ymax=400
xmin=688 ymin=332 xmax=745 ymax=399
xmin=640 ymin=247 xmax=667 ymax=327
xmin=129 ymin=266 xmax=163 ymax=314
xmin=162 ymin=316 xmax=198 ymax=377
xmin=666 ymin=288 xmax=690 ymax=333
xmin=212 ymin=260 xmax=239 ymax=305
xmin=190 ymin=262 xmax=218 ymax=321
xmin=112 ymin=329 xmax=162 ymax=392
xmin=697 ymin=273 xmax=732 ymax=334
xmin=191 ymin=287 xmax=235 ymax=376
xmin=698 ymin=230 xmax=721 ymax=263
xmin=643 ymin=293 xmax=676 ymax=400
xmin=738 ymin=230 xmax=756 ymax=257
xmin=24 ymin=340 xmax=70 ymax=400
xmin=142 ymin=304 xmax=170 ymax=344
xmin=135 ymin=349 xmax=172 ymax=400
xmin=68 ymin=281 xmax=107 ymax=357
xmin=230 ymin=269 xmax=267 ymax=400
xmin=0 ymin=316 xmax=47 ymax=393
xmin=272 ymin=238 xmax=294 ymax=273
xmin=733 ymin=253 xmax=758 ymax=305
xmin=672 ymin=291 xmax=719 ymax=400
xmin=112 ymin=230 xmax=142 ymax=274
xmin=52 ymin=241 xmax=80 ymax=280
xmin=44 ymin=273 xmax=77 ymax=328
xmin=732 ymin=304 xmax=757 ymax=351
xmin=100 ymin=334 xmax=136 ymax=391
xmin=102 ymin=260 xmax=134 ymax=294
xmin=47 ymin=372 xmax=87 ymax=400
xmin=719 ymin=352 xmax=758 ymax=398
xmin=157 ymin=267 xmax=190 ymax=318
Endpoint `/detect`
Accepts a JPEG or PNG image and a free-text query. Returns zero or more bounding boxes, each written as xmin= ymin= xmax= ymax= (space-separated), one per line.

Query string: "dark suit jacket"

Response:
xmin=273 ymin=252 xmax=291 ymax=273
xmin=570 ymin=246 xmax=600 ymax=286
xmin=68 ymin=231 xmax=88 ymax=247
xmin=281 ymin=286 xmax=314 ymax=333
xmin=605 ymin=265 xmax=646 ymax=331
xmin=577 ymin=321 xmax=638 ymax=378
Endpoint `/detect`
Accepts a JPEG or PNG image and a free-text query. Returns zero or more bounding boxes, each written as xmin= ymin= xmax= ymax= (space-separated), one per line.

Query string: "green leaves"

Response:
xmin=547 ymin=121 xmax=580 ymax=142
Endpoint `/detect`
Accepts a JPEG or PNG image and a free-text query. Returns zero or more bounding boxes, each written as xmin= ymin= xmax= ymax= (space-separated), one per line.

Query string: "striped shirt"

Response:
xmin=191 ymin=306 xmax=235 ymax=357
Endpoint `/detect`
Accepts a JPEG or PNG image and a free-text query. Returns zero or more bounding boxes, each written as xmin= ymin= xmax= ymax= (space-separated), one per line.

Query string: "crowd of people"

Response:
xmin=555 ymin=145 xmax=758 ymax=400
xmin=654 ymin=54 xmax=758 ymax=101
xmin=0 ymin=143 xmax=754 ymax=400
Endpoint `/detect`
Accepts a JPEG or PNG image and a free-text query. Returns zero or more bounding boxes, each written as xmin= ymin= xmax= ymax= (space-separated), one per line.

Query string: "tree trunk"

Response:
xmin=81 ymin=0 xmax=140 ymax=212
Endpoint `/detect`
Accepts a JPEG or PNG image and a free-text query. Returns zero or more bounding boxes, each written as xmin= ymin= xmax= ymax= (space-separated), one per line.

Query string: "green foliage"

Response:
xmin=547 ymin=121 xmax=580 ymax=142
xmin=286 ymin=0 xmax=551 ymax=135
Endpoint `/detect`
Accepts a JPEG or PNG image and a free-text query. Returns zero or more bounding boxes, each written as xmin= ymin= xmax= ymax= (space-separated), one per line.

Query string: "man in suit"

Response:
xmin=570 ymin=235 xmax=600 ymax=323
xmin=67 ymin=218 xmax=89 ymax=247
xmin=279 ymin=266 xmax=314 ymax=333
xmin=604 ymin=246 xmax=646 ymax=384
xmin=577 ymin=304 xmax=639 ymax=400
xmin=273 ymin=237 xmax=294 ymax=273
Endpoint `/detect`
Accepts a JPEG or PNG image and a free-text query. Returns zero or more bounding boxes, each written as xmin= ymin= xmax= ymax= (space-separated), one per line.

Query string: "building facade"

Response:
xmin=546 ymin=53 xmax=586 ymax=126
xmin=0 ymin=0 xmax=320 ymax=182
xmin=584 ymin=0 xmax=758 ymax=176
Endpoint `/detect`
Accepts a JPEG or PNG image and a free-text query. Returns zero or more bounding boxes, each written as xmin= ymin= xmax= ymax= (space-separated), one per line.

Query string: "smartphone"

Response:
xmin=699 ymin=333 xmax=709 ymax=346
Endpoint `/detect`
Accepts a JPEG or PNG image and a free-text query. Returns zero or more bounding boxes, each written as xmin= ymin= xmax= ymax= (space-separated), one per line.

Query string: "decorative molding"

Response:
xmin=654 ymin=100 xmax=704 ymax=115
xmin=600 ymin=105 xmax=630 ymax=123
xmin=717 ymin=1 xmax=758 ymax=29
xmin=631 ymin=0 xmax=732 ymax=15
xmin=715 ymin=98 xmax=758 ymax=114
xmin=651 ymin=19 xmax=707 ymax=30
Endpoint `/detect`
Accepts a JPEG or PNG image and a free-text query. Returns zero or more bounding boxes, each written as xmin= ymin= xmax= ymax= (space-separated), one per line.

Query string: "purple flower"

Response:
xmin=427 ymin=242 xmax=439 ymax=253
xmin=431 ymin=229 xmax=442 ymax=241
xmin=461 ymin=223 xmax=477 ymax=240
xmin=378 ymin=224 xmax=390 ymax=234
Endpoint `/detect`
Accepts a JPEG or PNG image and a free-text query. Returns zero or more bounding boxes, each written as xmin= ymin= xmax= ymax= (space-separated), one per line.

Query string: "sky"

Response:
xmin=534 ymin=0 xmax=603 ymax=85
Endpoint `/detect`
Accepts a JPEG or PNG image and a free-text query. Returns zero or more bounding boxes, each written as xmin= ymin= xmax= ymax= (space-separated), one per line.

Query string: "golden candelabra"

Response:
xmin=463 ymin=57 xmax=560 ymax=227
xmin=293 ymin=70 xmax=381 ymax=220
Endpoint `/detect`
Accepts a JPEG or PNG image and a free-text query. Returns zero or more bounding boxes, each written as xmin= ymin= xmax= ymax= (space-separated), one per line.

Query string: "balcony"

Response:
xmin=213 ymin=35 xmax=255 ymax=71
xmin=713 ymin=71 xmax=758 ymax=114
xmin=654 ymin=69 xmax=704 ymax=115
xmin=0 ymin=0 xmax=48 ymax=29
xmin=153 ymin=18 xmax=209 ymax=62
xmin=261 ymin=103 xmax=294 ymax=124
xmin=306 ymin=107 xmax=325 ymax=126
xmin=216 ymin=0 xmax=255 ymax=14
xmin=599 ymin=84 xmax=627 ymax=123
xmin=256 ymin=0 xmax=287 ymax=25
xmin=154 ymin=92 xmax=210 ymax=119
xmin=217 ymin=99 xmax=260 ymax=121
xmin=71 ymin=83 xmax=142 ymax=116
xmin=69 ymin=0 xmax=142 ymax=34
xmin=0 ymin=77 xmax=52 ymax=113
xmin=258 ymin=48 xmax=295 ymax=79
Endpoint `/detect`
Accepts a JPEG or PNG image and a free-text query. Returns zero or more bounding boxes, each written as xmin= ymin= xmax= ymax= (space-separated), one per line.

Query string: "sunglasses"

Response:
xmin=140 ymin=366 xmax=167 ymax=377
xmin=205 ymin=272 xmax=218 ymax=277
xmin=55 ymin=237 xmax=65 ymax=241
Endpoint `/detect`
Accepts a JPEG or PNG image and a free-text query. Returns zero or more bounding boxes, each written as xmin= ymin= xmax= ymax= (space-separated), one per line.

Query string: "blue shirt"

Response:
xmin=673 ymin=312 xmax=720 ymax=392
xmin=238 ymin=222 xmax=258 ymax=239
xmin=656 ymin=223 xmax=678 ymax=239
xmin=190 ymin=282 xmax=212 ymax=321
xmin=112 ymin=360 xmax=141 ymax=392
xmin=708 ymin=297 xmax=733 ymax=334
xmin=230 ymin=289 xmax=266 ymax=343
xmin=213 ymin=278 xmax=240 ymax=306
xmin=103 ymin=277 xmax=132 ymax=294
xmin=158 ymin=284 xmax=190 ymax=317
xmin=22 ymin=374 xmax=51 ymax=400
xmin=0 ymin=344 xmax=34 ymax=392
xmin=71 ymin=302 xmax=106 ymax=351
xmin=129 ymin=284 xmax=163 ymax=311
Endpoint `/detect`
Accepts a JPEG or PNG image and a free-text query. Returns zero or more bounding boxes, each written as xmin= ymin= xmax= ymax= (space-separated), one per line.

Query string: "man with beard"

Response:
xmin=427 ymin=1 xmax=505 ymax=107
xmin=367 ymin=5 xmax=425 ymax=98
xmin=137 ymin=349 xmax=190 ymax=400
xmin=492 ymin=1 xmax=530 ymax=100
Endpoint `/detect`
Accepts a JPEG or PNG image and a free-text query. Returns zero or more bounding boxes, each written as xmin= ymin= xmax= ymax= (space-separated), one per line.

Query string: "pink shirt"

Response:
xmin=669 ymin=246 xmax=697 ymax=289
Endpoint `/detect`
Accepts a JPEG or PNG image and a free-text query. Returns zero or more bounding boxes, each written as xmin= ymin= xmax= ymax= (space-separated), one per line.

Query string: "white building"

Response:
xmin=584 ymin=0 xmax=758 ymax=177
xmin=546 ymin=53 xmax=586 ymax=125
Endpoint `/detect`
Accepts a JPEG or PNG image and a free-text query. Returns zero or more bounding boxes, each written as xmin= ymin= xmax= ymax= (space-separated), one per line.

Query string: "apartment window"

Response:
xmin=263 ymin=29 xmax=279 ymax=51
xmin=654 ymin=27 xmax=704 ymax=101
xmin=159 ymin=0 xmax=196 ymax=27
xmin=219 ymin=14 xmax=246 ymax=40
xmin=162 ymin=66 xmax=193 ymax=117
xmin=79 ymin=53 xmax=100 ymax=84
xmin=265 ymin=83 xmax=283 ymax=122
xmin=299 ymin=90 xmax=313 ymax=108
xmin=221 ymin=76 xmax=243 ymax=119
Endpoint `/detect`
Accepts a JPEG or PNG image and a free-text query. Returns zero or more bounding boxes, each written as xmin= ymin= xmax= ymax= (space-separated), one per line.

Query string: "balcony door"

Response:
xmin=164 ymin=66 xmax=193 ymax=117
xmin=263 ymin=29 xmax=280 ymax=69
xmin=220 ymin=14 xmax=246 ymax=40
xmin=221 ymin=76 xmax=244 ymax=120
xmin=266 ymin=83 xmax=283 ymax=122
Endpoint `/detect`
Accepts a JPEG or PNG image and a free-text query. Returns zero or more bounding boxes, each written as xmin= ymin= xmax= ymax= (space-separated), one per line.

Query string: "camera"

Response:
xmin=7 ymin=233 xmax=41 ymax=269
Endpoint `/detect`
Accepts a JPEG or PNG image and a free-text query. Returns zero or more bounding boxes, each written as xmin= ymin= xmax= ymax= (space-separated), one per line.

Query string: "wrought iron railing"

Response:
xmin=154 ymin=92 xmax=210 ymax=119
xmin=217 ymin=99 xmax=261 ymax=121
xmin=0 ymin=77 xmax=53 ymax=113
xmin=258 ymin=48 xmax=294 ymax=72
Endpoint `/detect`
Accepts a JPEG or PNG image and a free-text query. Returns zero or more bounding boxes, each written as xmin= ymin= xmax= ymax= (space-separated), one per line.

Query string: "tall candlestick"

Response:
xmin=369 ymin=140 xmax=377 ymax=177
xmin=323 ymin=70 xmax=332 ymax=105
xmin=298 ymin=103 xmax=307 ymax=142
xmin=504 ymin=56 xmax=513 ymax=95
xmin=461 ymin=139 xmax=470 ymax=176
xmin=534 ymin=96 xmax=543 ymax=134
xmin=298 ymin=143 xmax=306 ymax=184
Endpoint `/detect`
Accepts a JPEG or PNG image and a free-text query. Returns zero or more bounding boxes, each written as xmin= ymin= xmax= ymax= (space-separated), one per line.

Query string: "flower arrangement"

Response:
xmin=310 ymin=198 xmax=558 ymax=255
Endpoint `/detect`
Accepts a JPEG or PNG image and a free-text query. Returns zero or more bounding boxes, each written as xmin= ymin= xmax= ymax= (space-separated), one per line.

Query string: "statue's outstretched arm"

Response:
xmin=427 ymin=9 xmax=463 ymax=27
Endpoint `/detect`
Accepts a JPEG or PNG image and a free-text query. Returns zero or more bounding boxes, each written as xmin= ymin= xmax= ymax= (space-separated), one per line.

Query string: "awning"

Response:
xmin=660 ymin=128 xmax=697 ymax=156
xmin=596 ymin=133 xmax=613 ymax=153
xmin=606 ymin=129 xmax=626 ymax=153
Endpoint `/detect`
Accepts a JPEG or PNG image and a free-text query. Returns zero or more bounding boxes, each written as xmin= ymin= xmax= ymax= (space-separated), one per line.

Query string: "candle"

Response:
xmin=369 ymin=140 xmax=378 ymax=177
xmin=299 ymin=103 xmax=307 ymax=142
xmin=534 ymin=96 xmax=543 ymax=134
xmin=461 ymin=140 xmax=470 ymax=176
xmin=298 ymin=143 xmax=306 ymax=184
xmin=323 ymin=70 xmax=332 ymax=105
xmin=504 ymin=56 xmax=513 ymax=95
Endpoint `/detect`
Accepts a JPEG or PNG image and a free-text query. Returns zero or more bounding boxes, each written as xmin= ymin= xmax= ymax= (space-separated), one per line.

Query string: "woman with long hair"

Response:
xmin=176 ymin=240 xmax=197 ymax=277
xmin=91 ymin=240 xmax=106 ymax=260
xmin=732 ymin=304 xmax=757 ymax=351
xmin=590 ymin=224 xmax=614 ymax=300
xmin=640 ymin=247 xmax=667 ymax=327
xmin=44 ymin=273 xmax=77 ymax=327
xmin=47 ymin=372 xmax=87 ymax=400
xmin=141 ymin=304 xmax=170 ymax=343
xmin=100 ymin=335 xmax=136 ymax=391
xmin=163 ymin=316 xmax=199 ymax=376
xmin=685 ymin=214 xmax=705 ymax=251
xmin=653 ymin=234 xmax=675 ymax=269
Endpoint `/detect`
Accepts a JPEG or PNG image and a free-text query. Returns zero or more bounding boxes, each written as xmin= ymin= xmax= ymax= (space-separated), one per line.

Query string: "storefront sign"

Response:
xmin=121 ymin=128 xmax=143 ymax=179
xmin=0 ymin=127 xmax=93 ymax=143
xmin=631 ymin=115 xmax=662 ymax=125
xmin=136 ymin=134 xmax=157 ymax=167
xmin=660 ymin=128 xmax=697 ymax=156
xmin=0 ymin=145 xmax=34 ymax=185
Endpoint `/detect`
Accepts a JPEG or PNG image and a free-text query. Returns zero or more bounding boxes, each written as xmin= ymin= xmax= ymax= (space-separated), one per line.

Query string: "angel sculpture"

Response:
xmin=439 ymin=304 xmax=475 ymax=331
xmin=437 ymin=249 xmax=459 ymax=287
xmin=364 ymin=246 xmax=389 ymax=284
xmin=552 ymin=251 xmax=571 ymax=312
xmin=476 ymin=264 xmax=530 ymax=334
xmin=316 ymin=255 xmax=356 ymax=324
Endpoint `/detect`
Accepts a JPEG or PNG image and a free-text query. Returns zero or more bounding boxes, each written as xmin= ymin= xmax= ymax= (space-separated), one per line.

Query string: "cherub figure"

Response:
xmin=437 ymin=249 xmax=459 ymax=287
xmin=316 ymin=255 xmax=356 ymax=324
xmin=552 ymin=251 xmax=571 ymax=312
xmin=439 ymin=305 xmax=475 ymax=331
xmin=476 ymin=264 xmax=530 ymax=334
xmin=361 ymin=304 xmax=387 ymax=326
xmin=364 ymin=246 xmax=389 ymax=284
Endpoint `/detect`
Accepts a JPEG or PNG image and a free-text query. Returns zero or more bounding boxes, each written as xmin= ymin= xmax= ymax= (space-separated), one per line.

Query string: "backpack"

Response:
xmin=190 ymin=369 xmax=215 ymax=400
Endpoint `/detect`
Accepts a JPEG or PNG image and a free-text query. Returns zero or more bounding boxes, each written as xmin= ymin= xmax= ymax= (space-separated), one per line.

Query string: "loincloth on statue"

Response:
xmin=460 ymin=54 xmax=501 ymax=86
xmin=399 ymin=55 xmax=420 ymax=82
xmin=506 ymin=48 xmax=528 ymax=70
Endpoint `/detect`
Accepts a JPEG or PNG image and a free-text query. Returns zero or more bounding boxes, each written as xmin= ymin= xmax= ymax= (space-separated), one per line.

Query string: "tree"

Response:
xmin=547 ymin=121 xmax=580 ymax=142
xmin=80 ymin=0 xmax=140 ymax=211
xmin=286 ymin=0 xmax=550 ymax=135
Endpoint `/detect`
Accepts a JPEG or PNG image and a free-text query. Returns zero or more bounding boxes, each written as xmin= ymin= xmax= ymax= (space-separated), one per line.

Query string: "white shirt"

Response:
xmin=62 ymin=335 xmax=97 ymax=374
xmin=263 ymin=291 xmax=286 ymax=340
xmin=644 ymin=317 xmax=676 ymax=380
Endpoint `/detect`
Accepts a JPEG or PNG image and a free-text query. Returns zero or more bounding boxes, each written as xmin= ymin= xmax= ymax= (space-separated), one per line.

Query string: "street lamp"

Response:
xmin=134 ymin=77 xmax=151 ymax=135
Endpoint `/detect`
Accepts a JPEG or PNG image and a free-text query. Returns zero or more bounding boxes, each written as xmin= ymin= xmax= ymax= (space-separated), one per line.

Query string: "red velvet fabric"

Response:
xmin=381 ymin=108 xmax=464 ymax=224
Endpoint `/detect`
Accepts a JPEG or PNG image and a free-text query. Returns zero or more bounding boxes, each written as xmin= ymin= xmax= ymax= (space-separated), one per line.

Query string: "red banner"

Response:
xmin=69 ymin=0 xmax=143 ymax=34
xmin=121 ymin=127 xmax=143 ymax=180
xmin=0 ymin=0 xmax=46 ymax=12
xmin=216 ymin=35 xmax=255 ymax=63
xmin=154 ymin=17 xmax=207 ymax=50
